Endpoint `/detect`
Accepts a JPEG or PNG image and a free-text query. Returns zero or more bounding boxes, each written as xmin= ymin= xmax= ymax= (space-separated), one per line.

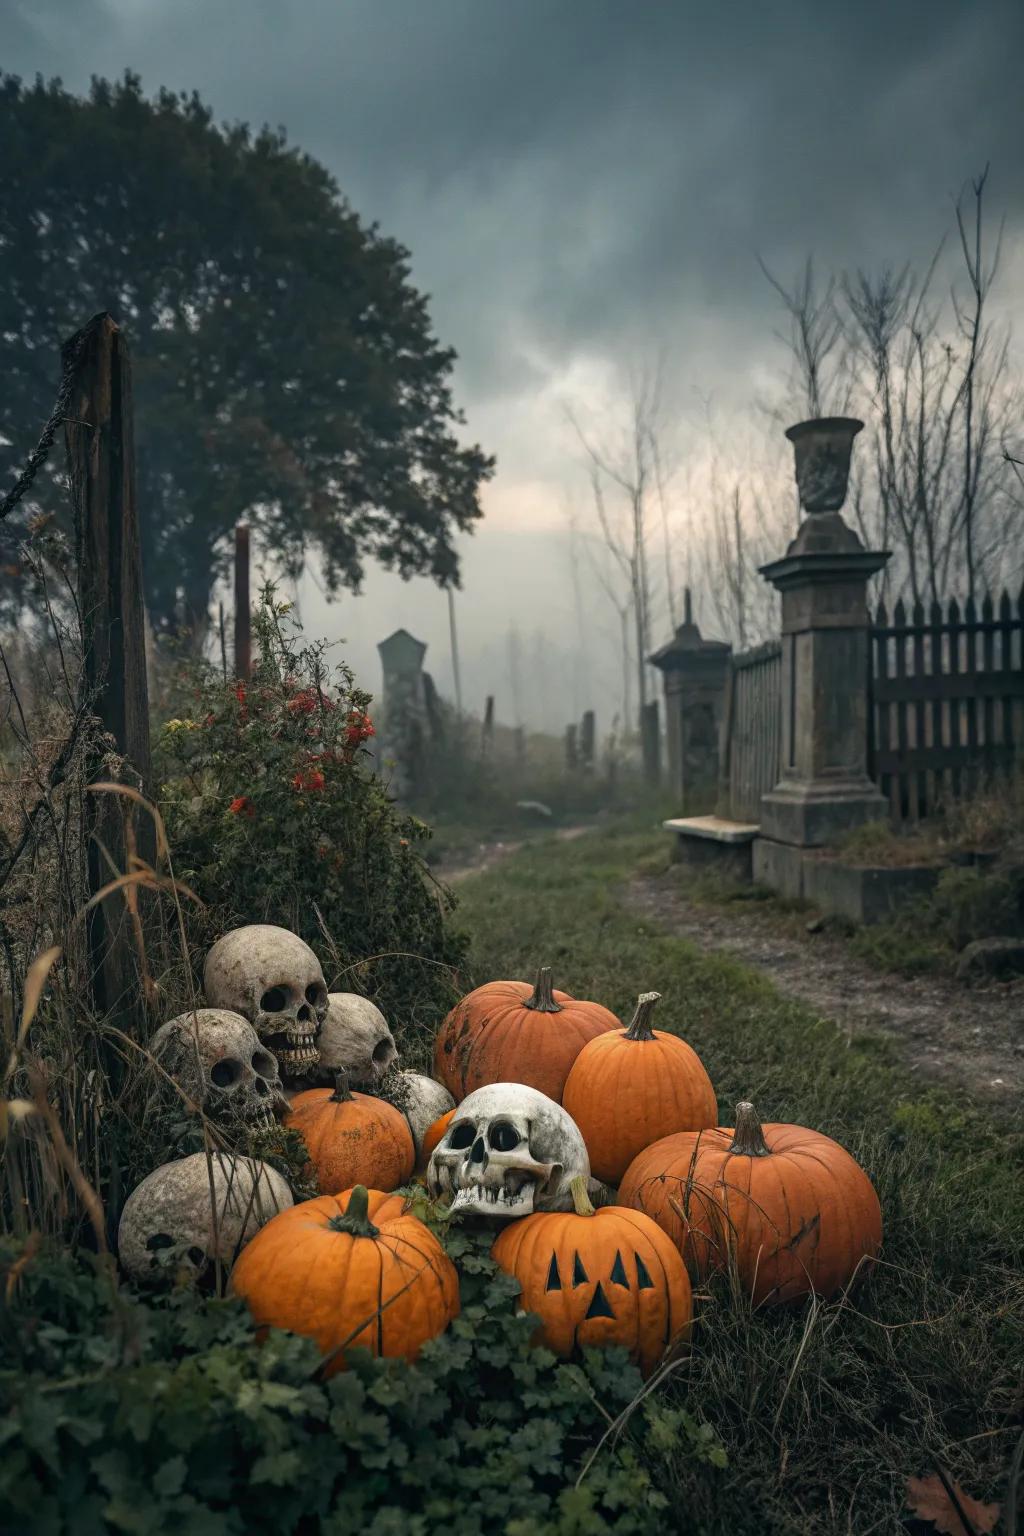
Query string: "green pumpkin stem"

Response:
xmin=729 ymin=1102 xmax=771 ymax=1158
xmin=330 ymin=1069 xmax=354 ymax=1103
xmin=569 ymin=1175 xmax=596 ymax=1218
xmin=524 ymin=966 xmax=562 ymax=1014
xmin=328 ymin=1184 xmax=380 ymax=1237
xmin=623 ymin=991 xmax=662 ymax=1041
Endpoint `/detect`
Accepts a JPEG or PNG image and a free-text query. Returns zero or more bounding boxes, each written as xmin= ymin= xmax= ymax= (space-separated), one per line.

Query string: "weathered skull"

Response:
xmin=380 ymin=1070 xmax=455 ymax=1157
xmin=117 ymin=1152 xmax=293 ymax=1283
xmin=203 ymin=925 xmax=328 ymax=1080
xmin=427 ymin=1082 xmax=589 ymax=1221
xmin=149 ymin=1009 xmax=286 ymax=1126
xmin=314 ymin=993 xmax=398 ymax=1089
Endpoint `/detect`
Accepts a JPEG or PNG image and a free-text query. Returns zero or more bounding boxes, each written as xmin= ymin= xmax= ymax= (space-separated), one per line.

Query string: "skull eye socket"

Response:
xmin=260 ymin=986 xmax=289 ymax=1013
xmin=305 ymin=983 xmax=326 ymax=1008
xmin=372 ymin=1039 xmax=396 ymax=1065
xmin=252 ymin=1051 xmax=278 ymax=1078
xmin=448 ymin=1121 xmax=476 ymax=1150
xmin=210 ymin=1058 xmax=243 ymax=1088
xmin=145 ymin=1231 xmax=175 ymax=1252
xmin=487 ymin=1121 xmax=521 ymax=1153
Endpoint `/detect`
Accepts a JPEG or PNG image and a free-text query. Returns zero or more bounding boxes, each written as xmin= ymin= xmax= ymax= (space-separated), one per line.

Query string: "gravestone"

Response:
xmin=649 ymin=591 xmax=731 ymax=810
xmin=377 ymin=628 xmax=428 ymax=798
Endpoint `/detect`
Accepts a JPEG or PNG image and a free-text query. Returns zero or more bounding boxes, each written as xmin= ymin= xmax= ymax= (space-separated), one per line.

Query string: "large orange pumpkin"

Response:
xmin=416 ymin=1108 xmax=456 ymax=1174
xmin=231 ymin=1185 xmax=459 ymax=1373
xmin=618 ymin=1101 xmax=882 ymax=1306
xmin=433 ymin=966 xmax=618 ymax=1103
xmin=561 ymin=991 xmax=717 ymax=1184
xmin=286 ymin=1070 xmax=415 ymax=1194
xmin=491 ymin=1175 xmax=692 ymax=1378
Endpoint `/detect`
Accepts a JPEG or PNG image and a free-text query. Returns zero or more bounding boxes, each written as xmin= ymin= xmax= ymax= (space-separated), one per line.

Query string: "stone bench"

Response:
xmin=663 ymin=815 xmax=759 ymax=881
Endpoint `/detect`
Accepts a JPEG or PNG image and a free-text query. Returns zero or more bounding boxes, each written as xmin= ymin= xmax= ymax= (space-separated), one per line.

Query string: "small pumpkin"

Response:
xmin=433 ymin=965 xmax=618 ymax=1103
xmin=286 ymin=1069 xmax=415 ymax=1194
xmin=561 ymin=991 xmax=717 ymax=1184
xmin=231 ymin=1185 xmax=459 ymax=1372
xmin=417 ymin=1108 xmax=456 ymax=1174
xmin=618 ymin=1101 xmax=882 ymax=1306
xmin=491 ymin=1175 xmax=692 ymax=1378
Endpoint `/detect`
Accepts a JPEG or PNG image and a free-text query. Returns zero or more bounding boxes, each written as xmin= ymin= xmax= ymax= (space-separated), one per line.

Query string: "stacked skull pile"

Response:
xmin=118 ymin=939 xmax=882 ymax=1382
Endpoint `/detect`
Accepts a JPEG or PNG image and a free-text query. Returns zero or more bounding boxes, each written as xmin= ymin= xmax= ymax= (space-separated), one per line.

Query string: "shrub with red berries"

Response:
xmin=156 ymin=588 xmax=466 ymax=1051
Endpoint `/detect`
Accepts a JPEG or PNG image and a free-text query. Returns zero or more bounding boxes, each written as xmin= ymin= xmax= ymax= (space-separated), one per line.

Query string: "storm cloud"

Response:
xmin=3 ymin=0 xmax=1022 ymax=723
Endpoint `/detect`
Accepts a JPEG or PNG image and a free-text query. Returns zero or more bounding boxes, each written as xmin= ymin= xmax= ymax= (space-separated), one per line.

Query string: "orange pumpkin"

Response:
xmin=561 ymin=991 xmax=717 ymax=1184
xmin=491 ymin=1175 xmax=692 ymax=1378
xmin=433 ymin=966 xmax=618 ymax=1103
xmin=416 ymin=1108 xmax=456 ymax=1174
xmin=231 ymin=1185 xmax=459 ymax=1373
xmin=287 ymin=1070 xmax=415 ymax=1194
xmin=618 ymin=1101 xmax=882 ymax=1306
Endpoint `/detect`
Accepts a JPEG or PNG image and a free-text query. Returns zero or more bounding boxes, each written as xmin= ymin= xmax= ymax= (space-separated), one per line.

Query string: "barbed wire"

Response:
xmin=0 ymin=331 xmax=89 ymax=525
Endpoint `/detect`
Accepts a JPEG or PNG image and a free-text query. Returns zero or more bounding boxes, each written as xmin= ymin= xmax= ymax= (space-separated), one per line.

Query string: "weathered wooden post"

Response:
xmin=565 ymin=722 xmax=578 ymax=770
xmin=579 ymin=709 xmax=596 ymax=772
xmin=482 ymin=695 xmax=495 ymax=756
xmin=63 ymin=312 xmax=153 ymax=1031
xmin=234 ymin=522 xmax=251 ymax=681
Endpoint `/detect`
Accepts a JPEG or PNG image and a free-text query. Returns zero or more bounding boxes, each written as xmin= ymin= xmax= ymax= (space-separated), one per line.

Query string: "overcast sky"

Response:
xmin=4 ymin=0 xmax=1023 ymax=726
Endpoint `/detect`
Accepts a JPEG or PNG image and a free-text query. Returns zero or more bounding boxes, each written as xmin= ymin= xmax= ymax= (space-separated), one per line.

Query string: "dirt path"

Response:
xmin=626 ymin=869 xmax=1024 ymax=1112
xmin=438 ymin=824 xmax=594 ymax=885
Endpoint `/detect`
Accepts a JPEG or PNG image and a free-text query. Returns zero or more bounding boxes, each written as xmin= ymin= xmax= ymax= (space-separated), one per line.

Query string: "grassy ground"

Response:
xmin=455 ymin=817 xmax=1024 ymax=1535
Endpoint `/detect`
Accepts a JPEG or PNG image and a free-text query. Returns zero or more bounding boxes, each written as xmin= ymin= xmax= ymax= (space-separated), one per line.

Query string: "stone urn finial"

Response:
xmin=785 ymin=417 xmax=863 ymax=514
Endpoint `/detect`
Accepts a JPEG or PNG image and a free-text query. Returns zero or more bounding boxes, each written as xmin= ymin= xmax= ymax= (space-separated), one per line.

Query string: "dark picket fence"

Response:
xmin=868 ymin=590 xmax=1024 ymax=822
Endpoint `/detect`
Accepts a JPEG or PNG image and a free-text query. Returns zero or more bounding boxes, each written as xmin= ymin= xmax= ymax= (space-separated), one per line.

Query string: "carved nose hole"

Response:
xmin=585 ymin=1282 xmax=615 ymax=1320
xmin=210 ymin=1058 xmax=242 ymax=1088
xmin=469 ymin=1136 xmax=487 ymax=1164
xmin=254 ymin=1078 xmax=269 ymax=1096
xmin=260 ymin=987 xmax=287 ymax=1013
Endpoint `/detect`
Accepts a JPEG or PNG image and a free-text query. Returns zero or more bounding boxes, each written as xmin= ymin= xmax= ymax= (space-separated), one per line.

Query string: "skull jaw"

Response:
xmin=449 ymin=1183 xmax=537 ymax=1220
xmin=258 ymin=1021 xmax=320 ymax=1078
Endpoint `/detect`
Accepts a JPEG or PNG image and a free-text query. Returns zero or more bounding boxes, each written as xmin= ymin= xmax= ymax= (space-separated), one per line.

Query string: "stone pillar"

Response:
xmin=757 ymin=419 xmax=890 ymax=852
xmin=649 ymin=591 xmax=731 ymax=811
xmin=376 ymin=628 xmax=428 ymax=797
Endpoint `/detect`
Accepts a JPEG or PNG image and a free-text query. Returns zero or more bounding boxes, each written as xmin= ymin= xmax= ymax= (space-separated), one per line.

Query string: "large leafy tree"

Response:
xmin=0 ymin=71 xmax=493 ymax=634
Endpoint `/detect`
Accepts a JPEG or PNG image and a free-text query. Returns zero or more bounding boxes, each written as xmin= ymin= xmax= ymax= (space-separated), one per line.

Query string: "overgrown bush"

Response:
xmin=155 ymin=593 xmax=468 ymax=1060
xmin=0 ymin=1228 xmax=726 ymax=1535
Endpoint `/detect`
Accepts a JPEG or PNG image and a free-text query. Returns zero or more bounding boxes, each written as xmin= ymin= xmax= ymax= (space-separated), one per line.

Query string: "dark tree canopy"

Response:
xmin=0 ymin=71 xmax=494 ymax=634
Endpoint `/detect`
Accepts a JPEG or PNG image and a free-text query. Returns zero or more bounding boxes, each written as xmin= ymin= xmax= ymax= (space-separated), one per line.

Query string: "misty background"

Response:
xmin=4 ymin=0 xmax=1023 ymax=730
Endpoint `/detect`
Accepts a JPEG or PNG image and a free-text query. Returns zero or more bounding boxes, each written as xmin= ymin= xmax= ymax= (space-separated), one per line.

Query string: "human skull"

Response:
xmin=149 ymin=1009 xmax=286 ymax=1127
xmin=203 ymin=926 xmax=328 ymax=1080
xmin=427 ymin=1082 xmax=589 ymax=1221
xmin=381 ymin=1070 xmax=455 ymax=1157
xmin=117 ymin=1152 xmax=293 ymax=1283
xmin=314 ymin=993 xmax=398 ymax=1089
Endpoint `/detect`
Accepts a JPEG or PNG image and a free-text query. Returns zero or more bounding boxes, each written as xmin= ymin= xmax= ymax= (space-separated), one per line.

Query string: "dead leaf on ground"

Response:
xmin=905 ymin=1471 xmax=1001 ymax=1535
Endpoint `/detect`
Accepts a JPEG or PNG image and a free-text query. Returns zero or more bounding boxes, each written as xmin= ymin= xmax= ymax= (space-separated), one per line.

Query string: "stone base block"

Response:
xmin=753 ymin=838 xmax=941 ymax=924
xmin=802 ymin=856 xmax=939 ymax=925
xmin=751 ymin=837 xmax=806 ymax=900
xmin=759 ymin=779 xmax=889 ymax=848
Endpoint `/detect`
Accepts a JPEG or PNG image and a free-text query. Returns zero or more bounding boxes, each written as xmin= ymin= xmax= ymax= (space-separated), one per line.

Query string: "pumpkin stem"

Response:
xmin=729 ymin=1102 xmax=771 ymax=1158
xmin=329 ymin=1069 xmax=354 ymax=1104
xmin=524 ymin=966 xmax=562 ymax=1014
xmin=569 ymin=1174 xmax=596 ymax=1217
xmin=328 ymin=1184 xmax=380 ymax=1237
xmin=623 ymin=991 xmax=662 ymax=1041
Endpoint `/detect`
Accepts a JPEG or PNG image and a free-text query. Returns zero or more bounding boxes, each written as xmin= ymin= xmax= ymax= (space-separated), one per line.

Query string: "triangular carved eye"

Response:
xmin=572 ymin=1252 xmax=588 ymax=1286
xmin=635 ymin=1253 xmax=654 ymax=1290
xmin=610 ymin=1251 xmax=628 ymax=1287
xmin=585 ymin=1282 xmax=614 ymax=1320
xmin=545 ymin=1254 xmax=562 ymax=1292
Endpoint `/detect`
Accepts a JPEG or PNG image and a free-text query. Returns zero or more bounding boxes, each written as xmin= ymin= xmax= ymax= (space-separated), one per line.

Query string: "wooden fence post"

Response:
xmin=64 ymin=312 xmax=153 ymax=1034
xmin=234 ymin=522 xmax=251 ymax=681
xmin=482 ymin=695 xmax=495 ymax=756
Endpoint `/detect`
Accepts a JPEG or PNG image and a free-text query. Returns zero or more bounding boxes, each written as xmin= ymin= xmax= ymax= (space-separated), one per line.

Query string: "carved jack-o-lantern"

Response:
xmin=491 ymin=1177 xmax=692 ymax=1377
